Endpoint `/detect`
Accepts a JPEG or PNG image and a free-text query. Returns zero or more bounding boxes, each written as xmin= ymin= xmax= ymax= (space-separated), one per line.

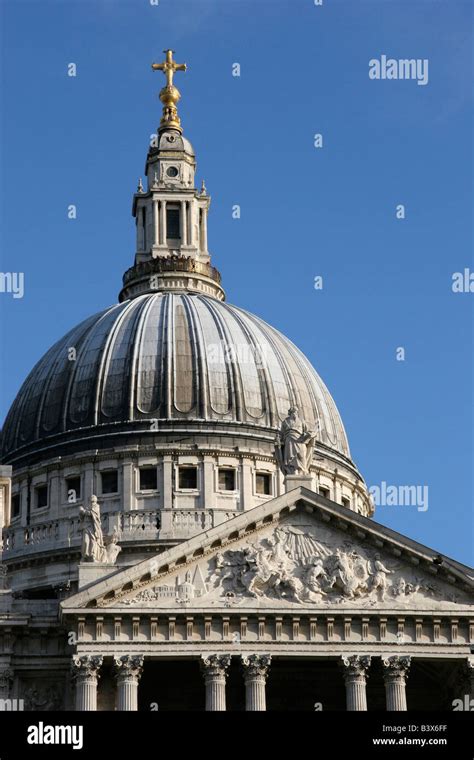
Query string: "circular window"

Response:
xmin=167 ymin=166 xmax=179 ymax=178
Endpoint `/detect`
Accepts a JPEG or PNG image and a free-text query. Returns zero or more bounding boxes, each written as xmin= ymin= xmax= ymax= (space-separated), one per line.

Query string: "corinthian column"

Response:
xmin=114 ymin=655 xmax=144 ymax=711
xmin=383 ymin=655 xmax=411 ymax=711
xmin=201 ymin=654 xmax=231 ymax=711
xmin=465 ymin=657 xmax=474 ymax=700
xmin=159 ymin=201 xmax=166 ymax=245
xmin=341 ymin=655 xmax=371 ymax=711
xmin=153 ymin=201 xmax=159 ymax=246
xmin=72 ymin=655 xmax=103 ymax=711
xmin=201 ymin=207 xmax=208 ymax=253
xmin=0 ymin=668 xmax=13 ymax=700
xmin=241 ymin=654 xmax=271 ymax=711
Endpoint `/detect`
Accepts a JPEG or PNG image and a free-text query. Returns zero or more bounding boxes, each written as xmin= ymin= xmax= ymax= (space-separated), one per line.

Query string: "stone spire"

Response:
xmin=119 ymin=51 xmax=224 ymax=303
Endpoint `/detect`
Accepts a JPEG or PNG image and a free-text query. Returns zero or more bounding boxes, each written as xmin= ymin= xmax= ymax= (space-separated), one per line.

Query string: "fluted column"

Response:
xmin=383 ymin=655 xmax=411 ymax=711
xmin=72 ymin=655 xmax=103 ymax=711
xmin=153 ymin=201 xmax=159 ymax=246
xmin=114 ymin=655 xmax=144 ymax=711
xmin=466 ymin=657 xmax=474 ymax=699
xmin=137 ymin=209 xmax=145 ymax=252
xmin=201 ymin=207 xmax=208 ymax=253
xmin=201 ymin=654 xmax=231 ymax=711
xmin=159 ymin=200 xmax=166 ymax=245
xmin=341 ymin=655 xmax=371 ymax=711
xmin=0 ymin=667 xmax=13 ymax=701
xmin=241 ymin=654 xmax=271 ymax=711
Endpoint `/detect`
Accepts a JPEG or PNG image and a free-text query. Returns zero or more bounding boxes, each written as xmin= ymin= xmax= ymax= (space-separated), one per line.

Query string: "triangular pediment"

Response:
xmin=61 ymin=488 xmax=473 ymax=614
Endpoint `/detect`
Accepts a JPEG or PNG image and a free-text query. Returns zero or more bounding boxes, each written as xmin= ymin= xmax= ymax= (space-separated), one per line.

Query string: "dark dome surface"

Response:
xmin=1 ymin=292 xmax=350 ymax=460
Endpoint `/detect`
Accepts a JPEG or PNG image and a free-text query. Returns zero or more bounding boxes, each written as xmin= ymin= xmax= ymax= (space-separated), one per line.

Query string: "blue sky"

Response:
xmin=0 ymin=0 xmax=472 ymax=564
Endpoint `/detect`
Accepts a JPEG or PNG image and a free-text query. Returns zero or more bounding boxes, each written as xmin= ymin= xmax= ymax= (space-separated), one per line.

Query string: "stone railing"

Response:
xmin=1 ymin=509 xmax=241 ymax=558
xmin=122 ymin=256 xmax=222 ymax=287
xmin=2 ymin=516 xmax=83 ymax=557
xmin=106 ymin=509 xmax=240 ymax=540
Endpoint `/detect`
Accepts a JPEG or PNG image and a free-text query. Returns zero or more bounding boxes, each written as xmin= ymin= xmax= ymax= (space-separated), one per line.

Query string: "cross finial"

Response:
xmin=151 ymin=49 xmax=187 ymax=134
xmin=152 ymin=49 xmax=187 ymax=88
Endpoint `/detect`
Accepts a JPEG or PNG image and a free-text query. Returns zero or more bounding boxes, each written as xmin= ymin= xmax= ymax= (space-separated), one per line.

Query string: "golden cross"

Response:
xmin=151 ymin=49 xmax=187 ymax=88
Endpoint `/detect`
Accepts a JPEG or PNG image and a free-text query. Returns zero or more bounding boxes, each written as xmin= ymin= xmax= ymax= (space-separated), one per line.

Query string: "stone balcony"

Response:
xmin=1 ymin=508 xmax=241 ymax=560
xmin=118 ymin=255 xmax=225 ymax=301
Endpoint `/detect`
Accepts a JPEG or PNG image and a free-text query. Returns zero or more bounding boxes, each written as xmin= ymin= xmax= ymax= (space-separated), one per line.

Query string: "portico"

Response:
xmin=57 ymin=488 xmax=474 ymax=713
xmin=66 ymin=651 xmax=473 ymax=712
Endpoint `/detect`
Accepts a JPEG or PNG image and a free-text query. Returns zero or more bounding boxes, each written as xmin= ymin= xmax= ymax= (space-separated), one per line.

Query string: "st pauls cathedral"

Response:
xmin=0 ymin=51 xmax=472 ymax=712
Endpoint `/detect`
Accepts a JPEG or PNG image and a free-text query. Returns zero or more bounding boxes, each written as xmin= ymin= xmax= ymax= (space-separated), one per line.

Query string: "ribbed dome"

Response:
xmin=1 ymin=293 xmax=350 ymax=460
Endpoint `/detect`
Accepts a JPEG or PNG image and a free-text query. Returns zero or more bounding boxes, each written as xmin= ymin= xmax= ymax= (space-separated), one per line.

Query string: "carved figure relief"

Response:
xmin=24 ymin=684 xmax=62 ymax=711
xmin=119 ymin=516 xmax=468 ymax=610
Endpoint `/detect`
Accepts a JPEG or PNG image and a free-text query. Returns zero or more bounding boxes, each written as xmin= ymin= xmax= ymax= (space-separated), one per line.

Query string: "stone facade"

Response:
xmin=0 ymin=52 xmax=472 ymax=712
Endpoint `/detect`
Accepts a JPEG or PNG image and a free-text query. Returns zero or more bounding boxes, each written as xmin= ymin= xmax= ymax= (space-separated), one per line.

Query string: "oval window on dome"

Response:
xmin=167 ymin=166 xmax=179 ymax=178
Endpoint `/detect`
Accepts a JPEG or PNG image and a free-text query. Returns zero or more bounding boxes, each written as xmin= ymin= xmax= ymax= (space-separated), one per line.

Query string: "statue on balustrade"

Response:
xmin=79 ymin=495 xmax=106 ymax=563
xmin=274 ymin=407 xmax=316 ymax=476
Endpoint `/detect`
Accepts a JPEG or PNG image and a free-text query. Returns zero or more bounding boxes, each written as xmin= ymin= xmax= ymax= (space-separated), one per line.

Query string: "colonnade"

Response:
xmin=138 ymin=199 xmax=208 ymax=251
xmin=71 ymin=653 xmax=416 ymax=712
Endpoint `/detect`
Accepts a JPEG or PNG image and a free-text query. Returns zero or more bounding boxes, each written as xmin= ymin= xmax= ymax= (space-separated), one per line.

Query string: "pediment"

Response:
xmin=61 ymin=488 xmax=473 ymax=614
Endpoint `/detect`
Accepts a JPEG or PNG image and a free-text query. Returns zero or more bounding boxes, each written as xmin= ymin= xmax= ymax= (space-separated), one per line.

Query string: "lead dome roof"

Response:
xmin=1 ymin=292 xmax=351 ymax=462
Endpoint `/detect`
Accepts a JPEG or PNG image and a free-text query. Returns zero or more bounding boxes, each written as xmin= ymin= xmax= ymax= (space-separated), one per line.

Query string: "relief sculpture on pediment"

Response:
xmin=210 ymin=526 xmax=397 ymax=604
xmin=119 ymin=517 xmax=469 ymax=609
xmin=206 ymin=521 xmax=464 ymax=608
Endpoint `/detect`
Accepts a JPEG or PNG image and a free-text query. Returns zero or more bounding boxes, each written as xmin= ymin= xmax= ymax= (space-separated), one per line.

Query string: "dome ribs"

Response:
xmin=173 ymin=294 xmax=198 ymax=415
xmin=68 ymin=304 xmax=126 ymax=428
xmin=291 ymin=343 xmax=350 ymax=457
xmin=135 ymin=292 xmax=167 ymax=418
xmin=231 ymin=306 xmax=293 ymax=428
xmin=2 ymin=294 xmax=352 ymax=463
xmin=200 ymin=296 xmax=244 ymax=423
xmin=215 ymin=301 xmax=265 ymax=422
xmin=128 ymin=293 xmax=157 ymax=422
xmin=164 ymin=292 xmax=174 ymax=420
xmin=183 ymin=295 xmax=209 ymax=420
xmin=219 ymin=302 xmax=272 ymax=425
xmin=38 ymin=316 xmax=96 ymax=437
xmin=98 ymin=298 xmax=144 ymax=422
xmin=235 ymin=307 xmax=301 ymax=423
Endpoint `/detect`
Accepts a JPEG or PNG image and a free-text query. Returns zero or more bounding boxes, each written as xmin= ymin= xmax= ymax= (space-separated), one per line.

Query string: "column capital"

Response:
xmin=113 ymin=655 xmax=144 ymax=681
xmin=72 ymin=655 xmax=103 ymax=711
xmin=241 ymin=654 xmax=271 ymax=680
xmin=341 ymin=655 xmax=371 ymax=711
xmin=201 ymin=654 xmax=231 ymax=679
xmin=0 ymin=667 xmax=13 ymax=691
xmin=241 ymin=654 xmax=270 ymax=711
xmin=465 ymin=655 xmax=474 ymax=672
xmin=460 ymin=656 xmax=474 ymax=696
xmin=201 ymin=654 xmax=231 ymax=711
xmin=382 ymin=655 xmax=411 ymax=683
xmin=341 ymin=655 xmax=371 ymax=680
xmin=71 ymin=654 xmax=103 ymax=680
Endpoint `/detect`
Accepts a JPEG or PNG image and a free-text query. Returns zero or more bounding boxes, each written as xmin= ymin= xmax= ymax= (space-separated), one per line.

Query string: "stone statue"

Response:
xmin=79 ymin=495 xmax=106 ymax=563
xmin=368 ymin=553 xmax=392 ymax=600
xmin=103 ymin=528 xmax=122 ymax=565
xmin=274 ymin=407 xmax=316 ymax=475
